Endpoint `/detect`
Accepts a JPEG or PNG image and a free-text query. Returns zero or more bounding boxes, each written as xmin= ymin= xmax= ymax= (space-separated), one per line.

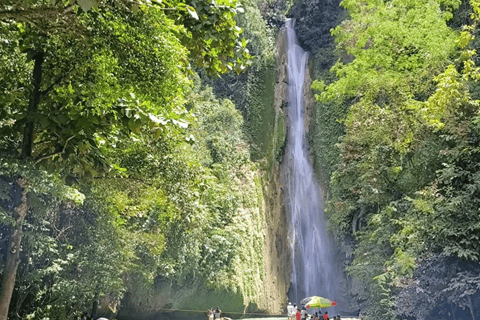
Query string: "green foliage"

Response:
xmin=243 ymin=58 xmax=279 ymax=161
xmin=0 ymin=164 xmax=128 ymax=320
xmin=235 ymin=0 xmax=276 ymax=68
xmin=395 ymin=256 xmax=480 ymax=320
xmin=0 ymin=0 xmax=251 ymax=75
xmin=322 ymin=0 xmax=457 ymax=104
xmin=16 ymin=216 xmax=129 ymax=320
xmin=0 ymin=0 xmax=269 ymax=317
xmin=160 ymin=0 xmax=252 ymax=74
xmin=0 ymin=5 xmax=191 ymax=178
xmin=196 ymin=0 xmax=278 ymax=164
xmin=311 ymin=0 xmax=480 ymax=318
xmin=0 ymin=159 xmax=84 ymax=204
xmin=73 ymin=78 xmax=269 ymax=314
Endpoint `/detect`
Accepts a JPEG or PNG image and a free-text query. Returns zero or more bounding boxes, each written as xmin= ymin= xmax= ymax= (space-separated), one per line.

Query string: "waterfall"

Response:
xmin=284 ymin=19 xmax=340 ymax=313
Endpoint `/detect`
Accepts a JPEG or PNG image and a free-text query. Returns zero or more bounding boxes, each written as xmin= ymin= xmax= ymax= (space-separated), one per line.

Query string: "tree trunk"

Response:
xmin=91 ymin=288 xmax=99 ymax=319
xmin=22 ymin=51 xmax=44 ymax=159
xmin=468 ymin=295 xmax=476 ymax=320
xmin=451 ymin=303 xmax=456 ymax=320
xmin=0 ymin=179 xmax=28 ymax=320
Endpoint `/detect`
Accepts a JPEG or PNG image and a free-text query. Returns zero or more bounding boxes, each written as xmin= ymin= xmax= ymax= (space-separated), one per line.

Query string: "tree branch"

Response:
xmin=17 ymin=16 xmax=47 ymax=33
xmin=34 ymin=138 xmax=58 ymax=145
xmin=40 ymin=71 xmax=71 ymax=97
xmin=0 ymin=5 xmax=77 ymax=33
xmin=34 ymin=135 xmax=76 ymax=165
xmin=22 ymin=51 xmax=44 ymax=159
xmin=0 ymin=5 xmax=75 ymax=19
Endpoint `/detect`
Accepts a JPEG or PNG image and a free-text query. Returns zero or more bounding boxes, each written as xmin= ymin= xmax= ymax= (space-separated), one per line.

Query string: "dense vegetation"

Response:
xmin=5 ymin=0 xmax=480 ymax=318
xmin=310 ymin=0 xmax=480 ymax=318
xmin=0 ymin=0 xmax=278 ymax=319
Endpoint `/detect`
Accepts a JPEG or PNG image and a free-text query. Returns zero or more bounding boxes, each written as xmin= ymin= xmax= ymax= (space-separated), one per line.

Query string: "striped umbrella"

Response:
xmin=301 ymin=296 xmax=337 ymax=309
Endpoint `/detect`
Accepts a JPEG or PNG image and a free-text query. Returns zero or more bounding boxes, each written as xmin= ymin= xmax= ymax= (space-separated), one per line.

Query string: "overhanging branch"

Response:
xmin=34 ymin=134 xmax=76 ymax=164
xmin=0 ymin=5 xmax=77 ymax=33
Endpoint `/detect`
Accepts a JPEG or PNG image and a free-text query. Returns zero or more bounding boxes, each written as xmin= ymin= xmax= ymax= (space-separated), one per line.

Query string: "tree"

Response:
xmin=0 ymin=162 xmax=84 ymax=320
xmin=0 ymin=0 xmax=251 ymax=75
xmin=396 ymin=256 xmax=480 ymax=320
xmin=0 ymin=0 xmax=252 ymax=317
xmin=311 ymin=0 xmax=480 ymax=317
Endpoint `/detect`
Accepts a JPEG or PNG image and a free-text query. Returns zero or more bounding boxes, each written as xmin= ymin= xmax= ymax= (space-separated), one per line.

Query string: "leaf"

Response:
xmin=172 ymin=119 xmax=189 ymax=128
xmin=185 ymin=134 xmax=195 ymax=143
xmin=154 ymin=127 xmax=163 ymax=139
xmin=39 ymin=116 xmax=50 ymax=129
xmin=90 ymin=116 xmax=100 ymax=125
xmin=77 ymin=0 xmax=97 ymax=11
xmin=128 ymin=118 xmax=141 ymax=132
xmin=148 ymin=113 xmax=168 ymax=125
xmin=78 ymin=142 xmax=90 ymax=154
xmin=187 ymin=6 xmax=199 ymax=20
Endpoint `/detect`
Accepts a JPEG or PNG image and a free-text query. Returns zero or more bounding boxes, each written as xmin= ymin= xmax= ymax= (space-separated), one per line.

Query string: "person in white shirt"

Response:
xmin=207 ymin=308 xmax=214 ymax=320
xmin=287 ymin=302 xmax=295 ymax=320
xmin=214 ymin=306 xmax=221 ymax=319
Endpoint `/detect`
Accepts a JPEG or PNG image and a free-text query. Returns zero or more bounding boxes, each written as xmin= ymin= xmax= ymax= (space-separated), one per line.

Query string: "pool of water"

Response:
xmin=240 ymin=318 xmax=359 ymax=320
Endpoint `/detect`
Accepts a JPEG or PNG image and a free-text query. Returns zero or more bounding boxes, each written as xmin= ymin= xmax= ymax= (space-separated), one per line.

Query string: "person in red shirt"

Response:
xmin=296 ymin=308 xmax=302 ymax=320
xmin=323 ymin=311 xmax=329 ymax=320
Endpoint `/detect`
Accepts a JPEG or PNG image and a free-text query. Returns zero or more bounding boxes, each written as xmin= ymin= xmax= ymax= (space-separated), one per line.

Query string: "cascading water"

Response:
xmin=284 ymin=20 xmax=341 ymax=312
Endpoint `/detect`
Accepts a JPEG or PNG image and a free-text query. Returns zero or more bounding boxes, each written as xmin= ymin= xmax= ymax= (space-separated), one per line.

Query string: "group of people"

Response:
xmin=310 ymin=311 xmax=341 ymax=320
xmin=206 ymin=306 xmax=222 ymax=320
xmin=287 ymin=302 xmax=341 ymax=320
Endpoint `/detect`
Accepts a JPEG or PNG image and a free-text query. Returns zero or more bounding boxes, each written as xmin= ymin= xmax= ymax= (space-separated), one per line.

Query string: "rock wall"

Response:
xmin=256 ymin=25 xmax=290 ymax=314
xmin=303 ymin=57 xmax=316 ymax=161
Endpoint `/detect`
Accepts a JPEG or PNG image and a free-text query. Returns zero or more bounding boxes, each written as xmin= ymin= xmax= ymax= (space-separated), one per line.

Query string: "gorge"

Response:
xmin=2 ymin=0 xmax=480 ymax=318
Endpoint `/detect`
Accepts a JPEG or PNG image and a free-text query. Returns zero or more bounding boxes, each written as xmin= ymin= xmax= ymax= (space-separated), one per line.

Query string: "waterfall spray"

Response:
xmin=284 ymin=19 xmax=340 ymax=313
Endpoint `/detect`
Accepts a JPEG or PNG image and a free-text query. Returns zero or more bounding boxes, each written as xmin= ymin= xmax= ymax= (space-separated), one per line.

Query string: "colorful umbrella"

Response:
xmin=301 ymin=296 xmax=337 ymax=309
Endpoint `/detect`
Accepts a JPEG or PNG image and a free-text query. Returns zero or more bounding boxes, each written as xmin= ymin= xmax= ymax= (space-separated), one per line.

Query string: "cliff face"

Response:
xmin=257 ymin=25 xmax=290 ymax=313
xmin=116 ymin=26 xmax=292 ymax=320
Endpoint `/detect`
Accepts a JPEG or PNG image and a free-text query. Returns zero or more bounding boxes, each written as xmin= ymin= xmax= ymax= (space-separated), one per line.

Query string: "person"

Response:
xmin=296 ymin=308 xmax=302 ymax=320
xmin=336 ymin=315 xmax=341 ymax=320
xmin=322 ymin=311 xmax=329 ymax=320
xmin=301 ymin=306 xmax=307 ymax=320
xmin=214 ymin=306 xmax=221 ymax=320
xmin=314 ymin=312 xmax=319 ymax=320
xmin=207 ymin=308 xmax=212 ymax=320
xmin=287 ymin=302 xmax=295 ymax=320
